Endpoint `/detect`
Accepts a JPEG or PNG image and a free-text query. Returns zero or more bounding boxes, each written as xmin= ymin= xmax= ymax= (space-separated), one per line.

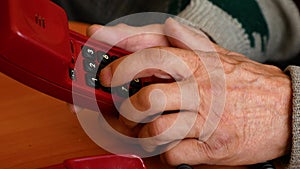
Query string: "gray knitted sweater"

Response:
xmin=177 ymin=0 xmax=300 ymax=168
xmin=285 ymin=66 xmax=300 ymax=169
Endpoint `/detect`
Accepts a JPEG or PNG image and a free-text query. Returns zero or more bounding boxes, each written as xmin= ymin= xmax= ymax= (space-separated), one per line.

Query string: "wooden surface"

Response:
xmin=0 ymin=22 xmax=280 ymax=169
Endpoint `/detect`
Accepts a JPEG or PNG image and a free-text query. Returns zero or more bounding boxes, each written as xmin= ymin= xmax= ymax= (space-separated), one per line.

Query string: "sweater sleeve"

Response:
xmin=177 ymin=0 xmax=300 ymax=63
xmin=285 ymin=66 xmax=300 ymax=169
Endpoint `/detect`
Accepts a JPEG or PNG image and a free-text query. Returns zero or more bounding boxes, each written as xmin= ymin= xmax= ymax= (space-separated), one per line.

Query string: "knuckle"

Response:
xmin=163 ymin=141 xmax=201 ymax=166
xmin=145 ymin=118 xmax=166 ymax=137
xmin=142 ymin=47 xmax=168 ymax=65
xmin=161 ymin=152 xmax=178 ymax=165
xmin=134 ymin=86 xmax=153 ymax=111
xmin=119 ymin=116 xmax=135 ymax=128
xmin=202 ymin=134 xmax=235 ymax=162
xmin=135 ymin=84 xmax=163 ymax=110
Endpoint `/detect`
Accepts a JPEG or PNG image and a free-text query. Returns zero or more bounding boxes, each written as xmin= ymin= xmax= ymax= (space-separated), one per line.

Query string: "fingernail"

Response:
xmin=86 ymin=24 xmax=102 ymax=36
xmin=165 ymin=17 xmax=182 ymax=28
xmin=166 ymin=17 xmax=208 ymax=39
xmin=143 ymin=145 xmax=156 ymax=152
xmin=138 ymin=137 xmax=156 ymax=152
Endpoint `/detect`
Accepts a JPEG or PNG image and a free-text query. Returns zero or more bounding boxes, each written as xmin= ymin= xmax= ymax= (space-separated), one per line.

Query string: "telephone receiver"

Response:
xmin=0 ymin=0 xmax=151 ymax=113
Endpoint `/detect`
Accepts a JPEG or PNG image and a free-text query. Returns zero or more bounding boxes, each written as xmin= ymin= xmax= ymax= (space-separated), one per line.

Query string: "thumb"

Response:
xmin=164 ymin=18 xmax=218 ymax=52
xmin=87 ymin=24 xmax=169 ymax=52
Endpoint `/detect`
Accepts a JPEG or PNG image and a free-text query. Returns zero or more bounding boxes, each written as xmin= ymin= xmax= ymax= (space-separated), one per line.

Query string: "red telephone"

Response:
xmin=42 ymin=155 xmax=147 ymax=169
xmin=0 ymin=0 xmax=144 ymax=112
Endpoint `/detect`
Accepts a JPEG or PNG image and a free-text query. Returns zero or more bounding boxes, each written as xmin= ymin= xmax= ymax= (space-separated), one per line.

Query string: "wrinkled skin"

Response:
xmin=87 ymin=18 xmax=292 ymax=166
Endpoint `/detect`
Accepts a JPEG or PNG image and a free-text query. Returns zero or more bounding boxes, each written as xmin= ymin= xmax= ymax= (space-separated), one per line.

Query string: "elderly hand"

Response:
xmin=97 ymin=18 xmax=292 ymax=166
xmin=83 ymin=19 xmax=174 ymax=137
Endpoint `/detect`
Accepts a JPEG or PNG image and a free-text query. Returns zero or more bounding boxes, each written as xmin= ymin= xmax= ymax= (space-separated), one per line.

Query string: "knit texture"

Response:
xmin=285 ymin=66 xmax=300 ymax=169
xmin=177 ymin=0 xmax=300 ymax=62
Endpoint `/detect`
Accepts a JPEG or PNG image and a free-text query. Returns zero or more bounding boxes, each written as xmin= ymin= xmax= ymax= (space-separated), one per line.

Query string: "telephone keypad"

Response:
xmin=114 ymin=85 xmax=130 ymax=98
xmin=81 ymin=45 xmax=143 ymax=97
xmin=82 ymin=46 xmax=96 ymax=59
xmin=97 ymin=51 xmax=111 ymax=65
xmin=130 ymin=79 xmax=142 ymax=88
xmin=85 ymin=73 xmax=100 ymax=89
xmin=83 ymin=59 xmax=98 ymax=72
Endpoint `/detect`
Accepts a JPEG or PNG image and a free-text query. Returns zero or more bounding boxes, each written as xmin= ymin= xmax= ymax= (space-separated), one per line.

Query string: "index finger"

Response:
xmin=99 ymin=47 xmax=200 ymax=88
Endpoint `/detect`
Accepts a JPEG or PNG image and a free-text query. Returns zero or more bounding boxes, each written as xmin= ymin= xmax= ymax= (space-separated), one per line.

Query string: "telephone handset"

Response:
xmin=0 ymin=0 xmax=146 ymax=112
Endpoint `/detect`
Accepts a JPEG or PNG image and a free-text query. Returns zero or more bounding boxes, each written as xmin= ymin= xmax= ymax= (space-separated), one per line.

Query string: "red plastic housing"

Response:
xmin=0 ymin=0 xmax=130 ymax=112
xmin=42 ymin=155 xmax=147 ymax=169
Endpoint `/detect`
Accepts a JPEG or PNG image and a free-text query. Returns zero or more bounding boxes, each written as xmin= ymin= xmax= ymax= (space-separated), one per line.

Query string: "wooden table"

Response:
xmin=0 ymin=22 xmax=281 ymax=169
